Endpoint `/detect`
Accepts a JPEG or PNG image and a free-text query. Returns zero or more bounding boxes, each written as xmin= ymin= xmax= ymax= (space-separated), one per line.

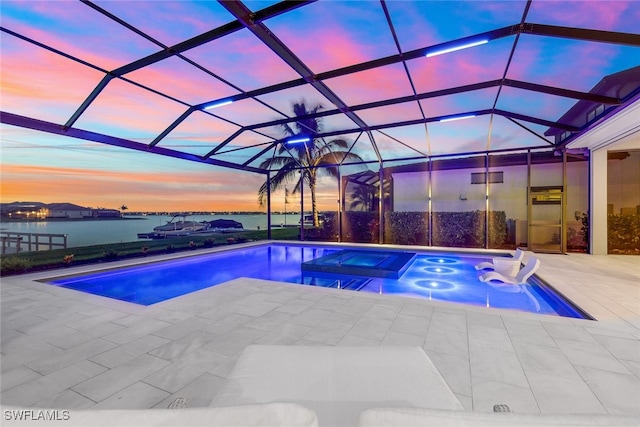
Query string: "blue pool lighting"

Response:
xmin=44 ymin=244 xmax=591 ymax=319
xmin=424 ymin=257 xmax=457 ymax=264
xmin=423 ymin=266 xmax=454 ymax=274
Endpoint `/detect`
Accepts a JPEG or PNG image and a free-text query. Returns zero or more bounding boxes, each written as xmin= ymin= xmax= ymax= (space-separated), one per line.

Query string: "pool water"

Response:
xmin=46 ymin=244 xmax=589 ymax=318
xmin=301 ymin=249 xmax=416 ymax=278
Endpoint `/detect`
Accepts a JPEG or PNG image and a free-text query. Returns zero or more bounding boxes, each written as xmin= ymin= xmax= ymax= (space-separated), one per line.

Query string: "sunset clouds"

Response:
xmin=1 ymin=163 xmax=266 ymax=212
xmin=1 ymin=0 xmax=638 ymax=211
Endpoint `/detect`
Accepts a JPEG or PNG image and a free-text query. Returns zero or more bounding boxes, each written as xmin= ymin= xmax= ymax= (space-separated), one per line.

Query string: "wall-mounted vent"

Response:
xmin=471 ymin=171 xmax=503 ymax=184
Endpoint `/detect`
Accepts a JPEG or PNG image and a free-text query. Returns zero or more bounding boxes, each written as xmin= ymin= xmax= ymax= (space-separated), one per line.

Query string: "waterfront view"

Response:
xmin=0 ymin=214 xmax=302 ymax=248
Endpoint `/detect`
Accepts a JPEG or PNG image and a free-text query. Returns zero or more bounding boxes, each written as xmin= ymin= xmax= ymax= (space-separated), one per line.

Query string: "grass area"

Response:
xmin=0 ymin=228 xmax=301 ymax=276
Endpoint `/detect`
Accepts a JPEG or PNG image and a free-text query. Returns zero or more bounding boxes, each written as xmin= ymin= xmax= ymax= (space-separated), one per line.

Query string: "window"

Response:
xmin=471 ymin=171 xmax=503 ymax=184
xmin=587 ymin=104 xmax=606 ymax=124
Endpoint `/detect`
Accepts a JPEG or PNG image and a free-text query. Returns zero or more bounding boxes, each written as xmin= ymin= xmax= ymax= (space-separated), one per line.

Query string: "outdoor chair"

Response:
xmin=479 ymin=257 xmax=540 ymax=285
xmin=475 ymin=248 xmax=524 ymax=270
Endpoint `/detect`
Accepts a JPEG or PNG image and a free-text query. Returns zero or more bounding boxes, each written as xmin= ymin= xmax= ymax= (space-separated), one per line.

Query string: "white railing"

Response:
xmin=1 ymin=232 xmax=68 ymax=254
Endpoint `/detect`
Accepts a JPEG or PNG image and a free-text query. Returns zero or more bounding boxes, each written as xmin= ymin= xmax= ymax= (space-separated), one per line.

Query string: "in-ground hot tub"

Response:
xmin=301 ymin=249 xmax=416 ymax=278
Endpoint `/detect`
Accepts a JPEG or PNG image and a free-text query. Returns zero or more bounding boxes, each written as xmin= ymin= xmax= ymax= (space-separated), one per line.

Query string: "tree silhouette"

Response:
xmin=349 ymin=184 xmax=376 ymax=211
xmin=258 ymin=100 xmax=364 ymax=227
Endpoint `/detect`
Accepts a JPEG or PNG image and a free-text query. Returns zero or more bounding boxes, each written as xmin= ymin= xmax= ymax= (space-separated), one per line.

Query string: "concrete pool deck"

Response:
xmin=1 ymin=242 xmax=639 ymax=417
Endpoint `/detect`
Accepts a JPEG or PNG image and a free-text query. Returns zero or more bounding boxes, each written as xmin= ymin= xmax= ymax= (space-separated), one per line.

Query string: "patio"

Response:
xmin=1 ymin=245 xmax=639 ymax=417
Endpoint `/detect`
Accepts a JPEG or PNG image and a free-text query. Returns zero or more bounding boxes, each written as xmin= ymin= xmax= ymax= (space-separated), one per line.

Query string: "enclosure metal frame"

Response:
xmin=1 ymin=0 xmax=638 ymax=245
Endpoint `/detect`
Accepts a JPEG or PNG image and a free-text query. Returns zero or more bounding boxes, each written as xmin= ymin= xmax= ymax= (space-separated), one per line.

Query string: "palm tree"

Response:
xmin=258 ymin=100 xmax=364 ymax=227
xmin=349 ymin=184 xmax=376 ymax=211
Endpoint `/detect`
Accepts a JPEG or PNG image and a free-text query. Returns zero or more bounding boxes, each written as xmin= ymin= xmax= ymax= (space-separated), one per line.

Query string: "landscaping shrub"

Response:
xmin=1 ymin=256 xmax=31 ymax=275
xmin=567 ymin=213 xmax=588 ymax=253
xmin=103 ymin=250 xmax=119 ymax=260
xmin=486 ymin=210 xmax=507 ymax=248
xmin=384 ymin=211 xmax=429 ymax=245
xmin=608 ymin=214 xmax=640 ymax=254
xmin=305 ymin=211 xmax=339 ymax=242
xmin=432 ymin=210 xmax=506 ymax=248
xmin=343 ymin=211 xmax=378 ymax=243
xmin=307 ymin=210 xmax=506 ymax=247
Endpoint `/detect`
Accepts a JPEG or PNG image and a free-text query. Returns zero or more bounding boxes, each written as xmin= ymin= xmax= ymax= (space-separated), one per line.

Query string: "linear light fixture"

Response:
xmin=439 ymin=114 xmax=476 ymax=123
xmin=204 ymin=100 xmax=233 ymax=110
xmin=286 ymin=137 xmax=311 ymax=144
xmin=426 ymin=40 xmax=488 ymax=58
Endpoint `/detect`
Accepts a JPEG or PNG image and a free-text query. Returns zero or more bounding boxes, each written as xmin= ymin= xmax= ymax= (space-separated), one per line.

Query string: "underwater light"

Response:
xmin=430 ymin=282 xmax=439 ymax=287
xmin=426 ymin=39 xmax=488 ymax=57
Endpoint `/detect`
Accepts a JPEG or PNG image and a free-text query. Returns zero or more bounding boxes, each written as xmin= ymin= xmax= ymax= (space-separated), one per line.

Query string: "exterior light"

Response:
xmin=286 ymin=137 xmax=311 ymax=144
xmin=204 ymin=100 xmax=233 ymax=110
xmin=440 ymin=114 xmax=476 ymax=123
xmin=426 ymin=39 xmax=488 ymax=57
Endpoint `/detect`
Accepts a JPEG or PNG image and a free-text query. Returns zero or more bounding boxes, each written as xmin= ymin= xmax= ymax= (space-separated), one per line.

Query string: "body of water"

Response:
xmin=0 ymin=214 xmax=302 ymax=248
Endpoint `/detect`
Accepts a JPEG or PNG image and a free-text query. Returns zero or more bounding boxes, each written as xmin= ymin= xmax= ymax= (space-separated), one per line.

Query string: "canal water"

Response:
xmin=0 ymin=214 xmax=302 ymax=249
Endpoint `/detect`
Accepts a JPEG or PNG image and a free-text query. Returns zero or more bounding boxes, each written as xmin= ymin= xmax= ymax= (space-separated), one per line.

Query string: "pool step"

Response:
xmin=330 ymin=278 xmax=371 ymax=291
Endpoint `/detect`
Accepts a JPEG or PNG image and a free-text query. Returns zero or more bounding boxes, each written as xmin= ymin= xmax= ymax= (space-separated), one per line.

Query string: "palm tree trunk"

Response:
xmin=307 ymin=169 xmax=320 ymax=228
xmin=310 ymin=182 xmax=319 ymax=228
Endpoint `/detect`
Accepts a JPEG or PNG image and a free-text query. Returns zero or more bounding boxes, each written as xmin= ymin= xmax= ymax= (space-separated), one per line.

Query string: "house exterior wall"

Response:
xmin=567 ymin=97 xmax=639 ymax=255
xmin=390 ymin=156 xmax=589 ymax=250
xmin=608 ymin=151 xmax=640 ymax=215
xmin=391 ymin=161 xmax=587 ymax=223
xmin=591 ymin=149 xmax=609 ymax=254
xmin=48 ymin=209 xmax=93 ymax=219
xmin=392 ymin=172 xmax=428 ymax=212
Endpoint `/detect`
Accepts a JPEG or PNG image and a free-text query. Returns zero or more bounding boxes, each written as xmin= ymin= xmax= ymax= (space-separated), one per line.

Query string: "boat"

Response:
xmin=207 ymin=219 xmax=244 ymax=233
xmin=301 ymin=214 xmax=324 ymax=227
xmin=153 ymin=214 xmax=209 ymax=233
xmin=137 ymin=215 xmax=244 ymax=239
xmin=138 ymin=214 xmax=211 ymax=239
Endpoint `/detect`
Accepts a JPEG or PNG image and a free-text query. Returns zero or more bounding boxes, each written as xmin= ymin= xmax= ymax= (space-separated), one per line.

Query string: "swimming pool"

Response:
xmin=45 ymin=243 xmax=590 ymax=319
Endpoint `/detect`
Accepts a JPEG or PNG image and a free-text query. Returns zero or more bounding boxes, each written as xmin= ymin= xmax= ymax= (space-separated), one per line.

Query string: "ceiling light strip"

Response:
xmin=426 ymin=40 xmax=488 ymax=57
xmin=286 ymin=137 xmax=311 ymax=144
xmin=440 ymin=115 xmax=477 ymax=123
xmin=204 ymin=100 xmax=234 ymax=109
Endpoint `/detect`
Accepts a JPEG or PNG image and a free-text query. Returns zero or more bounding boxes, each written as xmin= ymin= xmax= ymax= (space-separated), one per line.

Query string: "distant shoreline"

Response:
xmin=0 ymin=217 xmax=147 ymax=223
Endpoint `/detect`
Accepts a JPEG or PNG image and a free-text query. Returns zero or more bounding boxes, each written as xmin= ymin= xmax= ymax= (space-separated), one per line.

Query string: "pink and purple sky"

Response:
xmin=1 ymin=1 xmax=638 ymax=212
